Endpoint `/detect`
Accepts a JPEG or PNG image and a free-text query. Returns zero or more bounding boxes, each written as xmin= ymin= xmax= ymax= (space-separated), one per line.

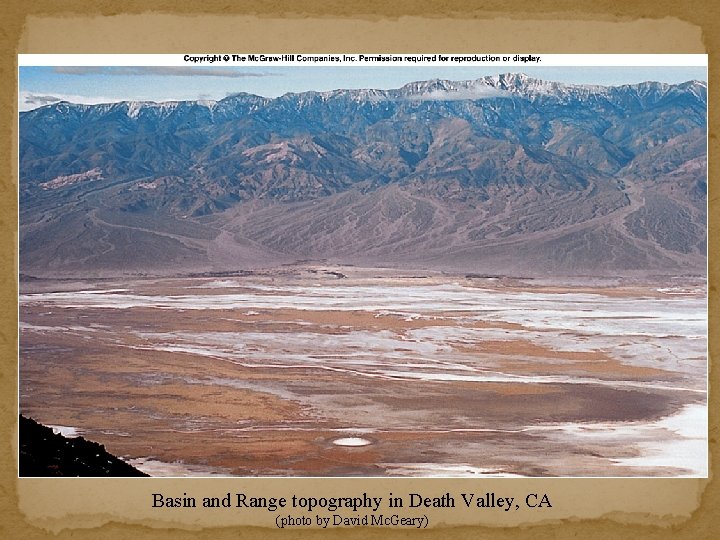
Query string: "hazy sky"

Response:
xmin=19 ymin=65 xmax=707 ymax=111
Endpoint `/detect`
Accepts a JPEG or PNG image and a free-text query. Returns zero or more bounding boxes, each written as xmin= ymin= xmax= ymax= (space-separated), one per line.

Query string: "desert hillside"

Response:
xmin=19 ymin=74 xmax=707 ymax=277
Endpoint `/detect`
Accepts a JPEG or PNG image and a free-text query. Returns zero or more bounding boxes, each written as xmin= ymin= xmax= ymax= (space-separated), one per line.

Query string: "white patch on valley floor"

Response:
xmin=188 ymin=280 xmax=242 ymax=289
xmin=48 ymin=425 xmax=82 ymax=438
xmin=333 ymin=437 xmax=372 ymax=447
xmin=380 ymin=463 xmax=525 ymax=477
xmin=527 ymin=403 xmax=707 ymax=476
xmin=20 ymin=284 xmax=706 ymax=341
xmin=128 ymin=458 xmax=231 ymax=477
xmin=610 ymin=403 xmax=708 ymax=476
xmin=20 ymin=322 xmax=100 ymax=333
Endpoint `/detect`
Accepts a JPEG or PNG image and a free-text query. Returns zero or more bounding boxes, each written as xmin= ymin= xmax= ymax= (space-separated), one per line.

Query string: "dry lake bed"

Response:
xmin=19 ymin=267 xmax=707 ymax=477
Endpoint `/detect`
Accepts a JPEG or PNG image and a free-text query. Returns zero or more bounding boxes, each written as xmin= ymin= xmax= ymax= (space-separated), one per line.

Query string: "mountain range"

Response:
xmin=19 ymin=73 xmax=707 ymax=277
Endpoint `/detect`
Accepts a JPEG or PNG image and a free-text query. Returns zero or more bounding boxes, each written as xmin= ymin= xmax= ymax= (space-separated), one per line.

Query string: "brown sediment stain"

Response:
xmin=21 ymin=303 xmax=529 ymax=337
xmin=455 ymin=338 xmax=610 ymax=360
xmin=21 ymin=371 xmax=306 ymax=426
xmin=452 ymin=339 xmax=674 ymax=380
xmin=497 ymin=358 xmax=672 ymax=379
xmin=446 ymin=381 xmax=560 ymax=395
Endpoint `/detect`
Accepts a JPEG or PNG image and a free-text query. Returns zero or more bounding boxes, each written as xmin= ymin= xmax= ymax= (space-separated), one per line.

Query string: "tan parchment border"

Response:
xmin=2 ymin=1 xmax=717 ymax=538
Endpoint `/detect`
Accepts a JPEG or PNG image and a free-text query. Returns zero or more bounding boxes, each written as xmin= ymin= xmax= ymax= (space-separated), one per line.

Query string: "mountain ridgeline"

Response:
xmin=19 ymin=73 xmax=707 ymax=277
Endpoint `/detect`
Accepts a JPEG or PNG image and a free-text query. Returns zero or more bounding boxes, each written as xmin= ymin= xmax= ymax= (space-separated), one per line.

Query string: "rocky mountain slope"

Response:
xmin=19 ymin=73 xmax=707 ymax=277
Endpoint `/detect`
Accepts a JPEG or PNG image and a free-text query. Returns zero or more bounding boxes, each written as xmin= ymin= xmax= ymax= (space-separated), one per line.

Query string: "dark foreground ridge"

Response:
xmin=19 ymin=415 xmax=149 ymax=477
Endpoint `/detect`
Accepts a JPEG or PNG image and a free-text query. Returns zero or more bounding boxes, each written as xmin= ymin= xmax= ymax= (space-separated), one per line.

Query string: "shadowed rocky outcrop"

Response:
xmin=19 ymin=415 xmax=149 ymax=477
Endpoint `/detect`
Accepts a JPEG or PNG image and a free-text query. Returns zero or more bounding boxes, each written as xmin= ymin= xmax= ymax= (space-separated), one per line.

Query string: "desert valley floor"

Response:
xmin=19 ymin=267 xmax=707 ymax=477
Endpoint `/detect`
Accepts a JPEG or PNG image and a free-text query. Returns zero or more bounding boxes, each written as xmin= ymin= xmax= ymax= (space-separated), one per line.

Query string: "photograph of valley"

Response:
xmin=18 ymin=64 xmax=707 ymax=477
